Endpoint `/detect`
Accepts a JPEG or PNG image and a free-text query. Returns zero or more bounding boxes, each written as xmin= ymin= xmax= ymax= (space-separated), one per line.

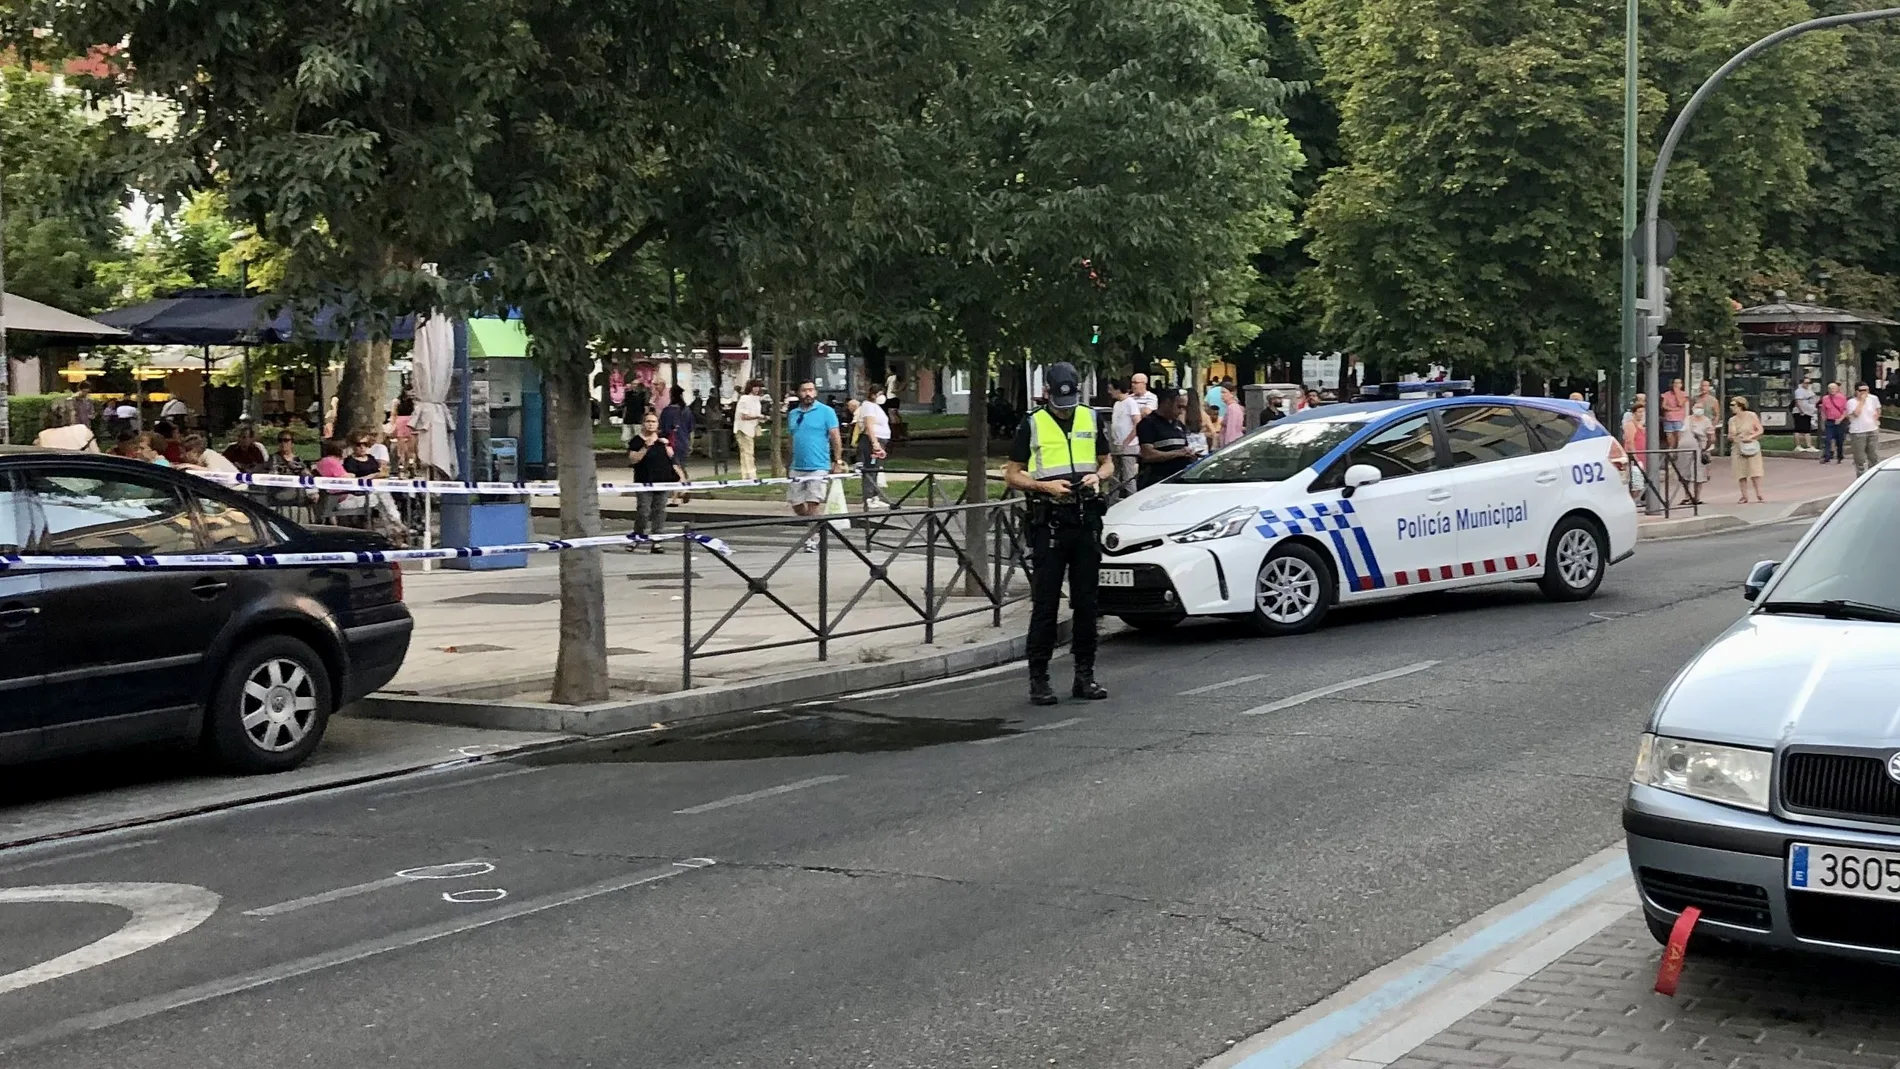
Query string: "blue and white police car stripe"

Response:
xmin=1257 ymin=498 xmax=1388 ymax=592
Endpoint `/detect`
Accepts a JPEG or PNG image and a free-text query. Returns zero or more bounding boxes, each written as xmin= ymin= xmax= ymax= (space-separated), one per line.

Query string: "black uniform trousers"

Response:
xmin=1026 ymin=516 xmax=1102 ymax=675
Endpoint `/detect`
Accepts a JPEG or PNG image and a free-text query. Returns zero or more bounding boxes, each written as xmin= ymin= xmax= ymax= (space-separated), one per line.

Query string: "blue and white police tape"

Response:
xmin=187 ymin=469 xmax=855 ymax=497
xmin=0 ymin=531 xmax=733 ymax=571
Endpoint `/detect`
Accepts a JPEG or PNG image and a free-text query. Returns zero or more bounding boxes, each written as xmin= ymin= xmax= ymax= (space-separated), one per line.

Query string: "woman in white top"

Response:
xmin=33 ymin=399 xmax=99 ymax=452
xmin=1680 ymin=405 xmax=1715 ymax=506
xmin=733 ymin=380 xmax=765 ymax=481
xmin=855 ymin=390 xmax=893 ymax=507
xmin=179 ymin=434 xmax=240 ymax=472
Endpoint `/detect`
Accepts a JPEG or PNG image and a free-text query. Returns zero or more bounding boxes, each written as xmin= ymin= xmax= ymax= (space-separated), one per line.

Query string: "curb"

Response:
xmin=355 ymin=620 xmax=1059 ymax=736
xmin=1636 ymin=492 xmax=1839 ymax=540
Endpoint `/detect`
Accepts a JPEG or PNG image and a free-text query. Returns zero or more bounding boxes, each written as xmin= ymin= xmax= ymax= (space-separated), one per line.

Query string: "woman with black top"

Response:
xmin=628 ymin=411 xmax=684 ymax=552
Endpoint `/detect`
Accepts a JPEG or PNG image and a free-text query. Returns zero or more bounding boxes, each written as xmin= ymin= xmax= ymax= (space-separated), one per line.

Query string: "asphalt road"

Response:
xmin=0 ymin=521 xmax=1805 ymax=1069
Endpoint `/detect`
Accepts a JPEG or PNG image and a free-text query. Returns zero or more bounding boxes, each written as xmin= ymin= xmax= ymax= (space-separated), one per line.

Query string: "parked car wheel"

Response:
xmin=1538 ymin=515 xmax=1607 ymax=602
xmin=1248 ymin=543 xmax=1333 ymax=636
xmin=205 ymin=635 xmax=333 ymax=773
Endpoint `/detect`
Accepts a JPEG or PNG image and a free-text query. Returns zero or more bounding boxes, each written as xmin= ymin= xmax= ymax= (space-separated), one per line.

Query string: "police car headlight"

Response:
xmin=1171 ymin=507 xmax=1255 ymax=544
xmin=1633 ymin=734 xmax=1772 ymax=812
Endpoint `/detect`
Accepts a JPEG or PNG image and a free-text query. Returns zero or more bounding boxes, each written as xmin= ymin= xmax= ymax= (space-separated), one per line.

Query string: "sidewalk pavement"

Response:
xmin=1384 ymin=907 xmax=1894 ymax=1069
xmin=385 ymin=522 xmax=1027 ymax=702
xmin=1638 ymin=448 xmax=1879 ymax=537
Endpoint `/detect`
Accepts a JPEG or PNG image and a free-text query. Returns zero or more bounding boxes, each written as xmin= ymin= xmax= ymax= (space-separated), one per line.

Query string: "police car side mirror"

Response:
xmin=1743 ymin=559 xmax=1778 ymax=602
xmin=1342 ymin=464 xmax=1383 ymax=497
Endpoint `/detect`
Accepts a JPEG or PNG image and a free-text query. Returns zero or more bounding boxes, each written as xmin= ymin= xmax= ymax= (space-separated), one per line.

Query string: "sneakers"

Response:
xmin=800 ymin=536 xmax=819 ymax=553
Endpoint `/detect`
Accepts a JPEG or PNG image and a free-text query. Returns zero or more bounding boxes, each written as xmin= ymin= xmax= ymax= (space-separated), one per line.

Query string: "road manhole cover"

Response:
xmin=439 ymin=592 xmax=558 ymax=606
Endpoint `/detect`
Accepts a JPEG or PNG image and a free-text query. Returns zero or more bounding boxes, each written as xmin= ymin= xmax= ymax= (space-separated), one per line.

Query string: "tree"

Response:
xmin=0 ymin=67 xmax=127 ymax=316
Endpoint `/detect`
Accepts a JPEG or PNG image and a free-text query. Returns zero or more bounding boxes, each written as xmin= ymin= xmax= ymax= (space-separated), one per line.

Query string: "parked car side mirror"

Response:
xmin=1743 ymin=560 xmax=1779 ymax=602
xmin=1342 ymin=464 xmax=1383 ymax=498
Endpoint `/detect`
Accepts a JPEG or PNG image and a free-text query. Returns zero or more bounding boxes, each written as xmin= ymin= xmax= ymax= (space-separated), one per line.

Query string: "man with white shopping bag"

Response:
xmin=786 ymin=379 xmax=845 ymax=552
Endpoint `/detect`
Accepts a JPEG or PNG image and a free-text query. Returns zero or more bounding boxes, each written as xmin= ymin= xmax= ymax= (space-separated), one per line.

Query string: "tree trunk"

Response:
xmin=548 ymin=356 xmax=610 ymax=705
xmin=334 ymin=338 xmax=392 ymax=439
xmin=769 ymin=338 xmax=786 ymax=478
xmin=707 ymin=314 xmax=723 ymax=472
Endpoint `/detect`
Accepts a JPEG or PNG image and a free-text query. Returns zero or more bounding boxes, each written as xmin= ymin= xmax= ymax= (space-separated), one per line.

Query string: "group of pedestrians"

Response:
xmin=1792 ymin=377 xmax=1883 ymax=473
xmin=1106 ymin=374 xmax=1266 ymax=499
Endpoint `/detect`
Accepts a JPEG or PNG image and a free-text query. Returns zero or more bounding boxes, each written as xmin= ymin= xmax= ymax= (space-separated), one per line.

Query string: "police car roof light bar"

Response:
xmin=1356 ymin=380 xmax=1476 ymax=401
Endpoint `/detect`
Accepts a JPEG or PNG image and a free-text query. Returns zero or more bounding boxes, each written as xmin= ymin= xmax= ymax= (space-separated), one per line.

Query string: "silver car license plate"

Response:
xmin=1100 ymin=568 xmax=1135 ymax=588
xmin=1789 ymin=842 xmax=1900 ymax=901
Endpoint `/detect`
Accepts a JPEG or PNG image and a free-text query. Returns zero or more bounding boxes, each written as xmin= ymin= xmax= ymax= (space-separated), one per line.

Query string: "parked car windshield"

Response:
xmin=1177 ymin=416 xmax=1367 ymax=484
xmin=1760 ymin=470 xmax=1900 ymax=618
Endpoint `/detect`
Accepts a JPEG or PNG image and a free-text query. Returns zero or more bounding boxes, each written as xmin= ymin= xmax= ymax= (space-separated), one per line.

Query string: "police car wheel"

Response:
xmin=1539 ymin=516 xmax=1606 ymax=602
xmin=1249 ymin=543 xmax=1332 ymax=636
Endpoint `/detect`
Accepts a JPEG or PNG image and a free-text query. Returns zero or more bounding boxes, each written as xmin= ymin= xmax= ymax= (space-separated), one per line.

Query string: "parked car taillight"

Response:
xmin=390 ymin=562 xmax=404 ymax=603
xmin=1607 ymin=438 xmax=1630 ymax=475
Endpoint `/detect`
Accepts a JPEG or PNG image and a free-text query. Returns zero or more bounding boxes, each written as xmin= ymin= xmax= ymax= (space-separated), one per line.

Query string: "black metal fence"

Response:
xmin=1626 ymin=447 xmax=1706 ymax=518
xmin=678 ymin=496 xmax=1031 ymax=689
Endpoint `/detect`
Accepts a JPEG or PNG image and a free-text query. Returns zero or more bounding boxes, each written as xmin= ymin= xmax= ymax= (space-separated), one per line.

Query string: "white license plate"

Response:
xmin=1789 ymin=842 xmax=1900 ymax=901
xmin=1100 ymin=568 xmax=1135 ymax=588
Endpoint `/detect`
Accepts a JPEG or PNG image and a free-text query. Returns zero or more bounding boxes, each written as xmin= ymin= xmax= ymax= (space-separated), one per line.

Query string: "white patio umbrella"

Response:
xmin=410 ymin=312 xmax=457 ymax=479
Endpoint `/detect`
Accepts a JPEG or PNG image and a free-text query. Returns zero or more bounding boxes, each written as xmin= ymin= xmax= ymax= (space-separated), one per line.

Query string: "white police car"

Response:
xmin=1098 ymin=391 xmax=1638 ymax=634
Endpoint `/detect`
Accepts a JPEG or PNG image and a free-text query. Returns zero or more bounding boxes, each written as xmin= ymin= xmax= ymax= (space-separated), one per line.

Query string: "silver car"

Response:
xmin=1625 ymin=459 xmax=1900 ymax=960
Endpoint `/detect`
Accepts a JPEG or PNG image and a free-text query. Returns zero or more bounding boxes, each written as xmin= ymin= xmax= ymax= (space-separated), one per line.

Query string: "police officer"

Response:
xmin=1004 ymin=362 xmax=1115 ymax=706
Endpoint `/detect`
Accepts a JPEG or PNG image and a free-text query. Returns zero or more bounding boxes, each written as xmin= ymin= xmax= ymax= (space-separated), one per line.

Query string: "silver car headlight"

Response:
xmin=1633 ymin=733 xmax=1772 ymax=812
xmin=1172 ymin=507 xmax=1256 ymax=544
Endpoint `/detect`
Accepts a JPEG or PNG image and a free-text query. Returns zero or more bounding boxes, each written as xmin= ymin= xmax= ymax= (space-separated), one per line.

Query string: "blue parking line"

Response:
xmin=1231 ymin=854 xmax=1628 ymax=1069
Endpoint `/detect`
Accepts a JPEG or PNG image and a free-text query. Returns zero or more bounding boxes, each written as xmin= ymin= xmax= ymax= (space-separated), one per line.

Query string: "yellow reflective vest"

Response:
xmin=1028 ymin=405 xmax=1098 ymax=480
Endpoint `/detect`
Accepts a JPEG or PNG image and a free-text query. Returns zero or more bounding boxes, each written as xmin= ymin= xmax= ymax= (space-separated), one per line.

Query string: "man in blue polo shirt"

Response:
xmin=787 ymin=378 xmax=844 ymax=552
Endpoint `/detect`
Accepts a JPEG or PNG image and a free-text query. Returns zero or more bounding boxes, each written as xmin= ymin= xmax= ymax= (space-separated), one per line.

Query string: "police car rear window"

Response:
xmin=1516 ymin=406 xmax=1583 ymax=450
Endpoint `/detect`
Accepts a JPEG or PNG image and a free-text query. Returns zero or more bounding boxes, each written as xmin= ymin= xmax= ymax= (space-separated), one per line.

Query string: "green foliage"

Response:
xmin=6 ymin=393 xmax=64 ymax=442
xmin=93 ymin=189 xmax=246 ymax=302
xmin=0 ymin=68 xmax=128 ymax=315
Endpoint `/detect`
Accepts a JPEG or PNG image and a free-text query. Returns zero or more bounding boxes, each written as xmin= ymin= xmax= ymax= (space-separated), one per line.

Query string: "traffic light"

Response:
xmin=1090 ymin=325 xmax=1100 ymax=345
xmin=1639 ymin=266 xmax=1673 ymax=359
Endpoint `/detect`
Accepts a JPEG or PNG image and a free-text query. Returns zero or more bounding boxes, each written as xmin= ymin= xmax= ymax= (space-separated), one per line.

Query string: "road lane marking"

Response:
xmin=0 ymin=839 xmax=158 ymax=875
xmin=0 ymin=883 xmax=219 ymax=996
xmin=1239 ymin=661 xmax=1440 ymax=717
xmin=0 ymin=859 xmax=715 ymax=1056
xmin=244 ymin=859 xmax=493 ymax=917
xmin=970 ymin=717 xmax=1087 ymax=745
xmin=1185 ymin=674 xmax=1266 ymax=696
xmin=442 ymin=889 xmax=507 ymax=904
xmin=376 ymin=767 xmax=540 ymax=799
xmin=1203 ymin=847 xmax=1630 ymax=1069
xmin=673 ymin=776 xmax=846 ymax=814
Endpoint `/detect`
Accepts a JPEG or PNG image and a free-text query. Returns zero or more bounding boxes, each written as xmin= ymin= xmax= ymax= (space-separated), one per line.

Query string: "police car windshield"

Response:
xmin=1177 ymin=417 xmax=1367 ymax=484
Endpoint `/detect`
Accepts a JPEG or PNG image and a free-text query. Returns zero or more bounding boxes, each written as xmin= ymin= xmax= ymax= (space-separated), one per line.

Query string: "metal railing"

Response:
xmin=1626 ymin=447 xmax=1706 ymax=518
xmin=678 ymin=497 xmax=1031 ymax=689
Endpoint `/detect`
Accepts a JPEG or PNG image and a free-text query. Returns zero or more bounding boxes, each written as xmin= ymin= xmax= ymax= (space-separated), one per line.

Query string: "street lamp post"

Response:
xmin=1619 ymin=0 xmax=1640 ymax=424
xmin=1641 ymin=7 xmax=1900 ymax=466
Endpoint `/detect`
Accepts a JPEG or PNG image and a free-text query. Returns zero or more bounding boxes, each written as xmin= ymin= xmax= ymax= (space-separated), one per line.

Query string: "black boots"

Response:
xmin=1029 ymin=671 xmax=1060 ymax=706
xmin=1071 ymin=669 xmax=1108 ymax=700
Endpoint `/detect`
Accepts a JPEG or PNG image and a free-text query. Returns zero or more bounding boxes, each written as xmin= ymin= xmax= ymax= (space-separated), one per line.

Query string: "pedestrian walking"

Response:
xmin=1791 ymin=376 xmax=1818 ymax=453
xmin=628 ymin=412 xmax=682 ymax=552
xmin=1110 ymin=372 xmax=1157 ymax=499
xmin=1820 ymin=382 xmax=1849 ymax=463
xmin=1004 ymin=362 xmax=1113 ymax=706
xmin=1846 ymin=381 xmax=1882 ymax=475
xmin=660 ymin=386 xmax=694 ymax=499
xmin=734 ymin=380 xmax=764 ymax=481
xmin=1136 ymin=388 xmax=1201 ymax=490
xmin=785 ymin=379 xmax=844 ymax=553
xmin=854 ymin=388 xmax=894 ymax=507
xmin=1728 ymin=397 xmax=1766 ymax=503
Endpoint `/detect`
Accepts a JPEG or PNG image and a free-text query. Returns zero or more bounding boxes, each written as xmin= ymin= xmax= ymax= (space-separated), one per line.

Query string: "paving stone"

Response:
xmin=1381 ymin=913 xmax=1900 ymax=1069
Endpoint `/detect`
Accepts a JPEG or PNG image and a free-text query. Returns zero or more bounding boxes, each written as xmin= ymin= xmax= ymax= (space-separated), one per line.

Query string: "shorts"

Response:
xmin=1662 ymin=419 xmax=1684 ymax=433
xmin=787 ymin=469 xmax=830 ymax=507
xmin=1792 ymin=412 xmax=1814 ymax=433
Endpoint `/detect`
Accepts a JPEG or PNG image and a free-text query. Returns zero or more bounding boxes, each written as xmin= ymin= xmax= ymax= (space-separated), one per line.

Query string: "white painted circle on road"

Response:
xmin=441 ymin=888 xmax=508 ymax=904
xmin=0 ymin=882 xmax=219 ymax=995
xmin=396 ymin=861 xmax=495 ymax=881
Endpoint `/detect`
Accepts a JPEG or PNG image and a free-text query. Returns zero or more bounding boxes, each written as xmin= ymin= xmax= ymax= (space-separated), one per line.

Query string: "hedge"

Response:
xmin=7 ymin=394 xmax=64 ymax=444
